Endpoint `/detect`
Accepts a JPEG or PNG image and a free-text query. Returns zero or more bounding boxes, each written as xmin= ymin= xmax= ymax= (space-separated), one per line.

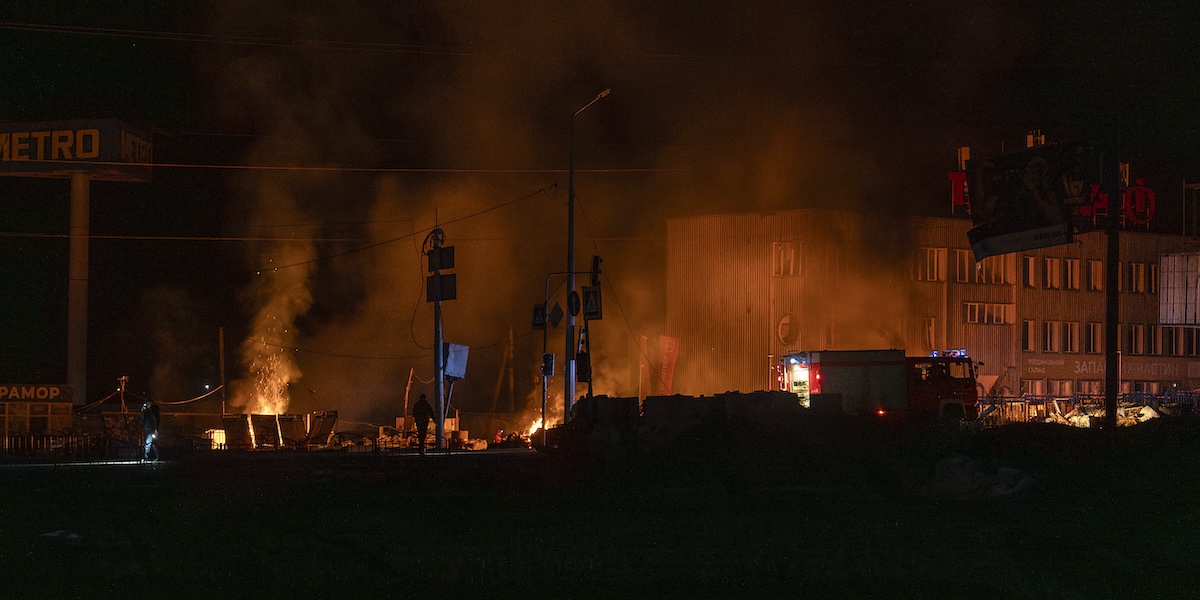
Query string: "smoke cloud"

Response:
xmin=186 ymin=0 xmax=1035 ymax=423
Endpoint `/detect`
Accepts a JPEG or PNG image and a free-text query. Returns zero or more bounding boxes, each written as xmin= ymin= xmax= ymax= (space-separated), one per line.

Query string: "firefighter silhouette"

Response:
xmin=141 ymin=400 xmax=161 ymax=461
xmin=412 ymin=394 xmax=434 ymax=455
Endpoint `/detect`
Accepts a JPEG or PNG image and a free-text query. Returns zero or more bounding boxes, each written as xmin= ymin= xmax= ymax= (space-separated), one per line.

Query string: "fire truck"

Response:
xmin=777 ymin=349 xmax=978 ymax=420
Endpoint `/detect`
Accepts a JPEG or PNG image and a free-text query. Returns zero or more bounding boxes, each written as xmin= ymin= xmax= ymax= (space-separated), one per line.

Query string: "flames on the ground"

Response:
xmin=525 ymin=418 xmax=543 ymax=437
xmin=230 ymin=311 xmax=304 ymax=415
xmin=242 ymin=344 xmax=295 ymax=415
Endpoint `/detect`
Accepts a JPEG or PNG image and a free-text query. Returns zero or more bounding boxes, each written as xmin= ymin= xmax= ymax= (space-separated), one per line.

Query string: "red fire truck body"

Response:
xmin=778 ymin=349 xmax=978 ymax=420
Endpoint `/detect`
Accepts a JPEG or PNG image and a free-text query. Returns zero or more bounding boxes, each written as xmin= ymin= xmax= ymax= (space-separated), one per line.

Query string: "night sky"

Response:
xmin=2 ymin=1 xmax=1199 ymax=419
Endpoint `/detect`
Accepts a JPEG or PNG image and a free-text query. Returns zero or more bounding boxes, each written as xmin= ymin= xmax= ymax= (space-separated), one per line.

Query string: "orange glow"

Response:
xmin=245 ymin=349 xmax=292 ymax=415
xmin=526 ymin=418 xmax=543 ymax=436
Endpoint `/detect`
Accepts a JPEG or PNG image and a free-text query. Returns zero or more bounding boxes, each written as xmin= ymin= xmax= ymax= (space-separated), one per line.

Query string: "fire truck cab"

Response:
xmin=777 ymin=349 xmax=978 ymax=420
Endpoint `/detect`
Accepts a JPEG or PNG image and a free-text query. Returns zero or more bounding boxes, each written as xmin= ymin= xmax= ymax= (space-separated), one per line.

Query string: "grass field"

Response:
xmin=4 ymin=417 xmax=1199 ymax=598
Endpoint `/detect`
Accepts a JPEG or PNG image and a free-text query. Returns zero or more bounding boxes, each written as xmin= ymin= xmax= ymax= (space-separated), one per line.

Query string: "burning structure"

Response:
xmin=665 ymin=208 xmax=1200 ymax=407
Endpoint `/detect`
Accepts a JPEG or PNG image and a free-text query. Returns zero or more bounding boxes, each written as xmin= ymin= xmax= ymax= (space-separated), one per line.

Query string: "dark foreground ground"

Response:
xmin=4 ymin=416 xmax=1200 ymax=598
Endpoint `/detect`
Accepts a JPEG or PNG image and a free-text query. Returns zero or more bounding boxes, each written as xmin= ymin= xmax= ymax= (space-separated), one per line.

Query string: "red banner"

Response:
xmin=657 ymin=335 xmax=680 ymax=396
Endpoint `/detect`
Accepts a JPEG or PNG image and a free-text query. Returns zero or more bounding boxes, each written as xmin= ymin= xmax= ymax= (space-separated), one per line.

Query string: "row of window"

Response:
xmin=919 ymin=249 xmax=1020 ymax=286
xmin=1022 ymin=256 xmax=1157 ymax=293
xmin=917 ymin=248 xmax=1158 ymax=294
xmin=1021 ymin=379 xmax=1168 ymax=396
xmin=964 ymin=302 xmax=1012 ymax=325
xmin=1020 ymin=321 xmax=1200 ymax=356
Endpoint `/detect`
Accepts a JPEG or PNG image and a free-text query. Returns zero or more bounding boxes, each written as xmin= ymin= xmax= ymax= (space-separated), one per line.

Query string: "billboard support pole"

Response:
xmin=1103 ymin=135 xmax=1121 ymax=429
xmin=67 ymin=171 xmax=90 ymax=405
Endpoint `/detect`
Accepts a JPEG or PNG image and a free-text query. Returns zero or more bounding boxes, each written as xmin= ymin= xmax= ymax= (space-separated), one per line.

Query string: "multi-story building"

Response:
xmin=665 ymin=208 xmax=1200 ymax=398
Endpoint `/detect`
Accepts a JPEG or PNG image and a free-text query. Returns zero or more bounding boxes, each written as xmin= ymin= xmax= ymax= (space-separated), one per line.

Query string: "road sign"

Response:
xmin=567 ymin=290 xmax=581 ymax=316
xmin=549 ymin=302 xmax=564 ymax=328
xmin=427 ymin=245 xmax=455 ymax=271
xmin=582 ymin=286 xmax=602 ymax=320
xmin=425 ymin=273 xmax=456 ymax=302
xmin=532 ymin=305 xmax=547 ymax=330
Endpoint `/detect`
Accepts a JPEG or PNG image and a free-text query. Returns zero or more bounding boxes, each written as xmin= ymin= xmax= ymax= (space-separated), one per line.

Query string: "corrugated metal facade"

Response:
xmin=666 ymin=209 xmax=1200 ymax=396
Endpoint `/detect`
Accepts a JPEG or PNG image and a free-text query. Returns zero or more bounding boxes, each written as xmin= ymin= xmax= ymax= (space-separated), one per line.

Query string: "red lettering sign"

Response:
xmin=1123 ymin=178 xmax=1156 ymax=225
xmin=946 ymin=171 xmax=968 ymax=213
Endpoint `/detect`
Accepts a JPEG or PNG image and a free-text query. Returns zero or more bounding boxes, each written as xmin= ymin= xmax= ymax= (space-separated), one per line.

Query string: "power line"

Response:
xmin=0 ymin=232 xmax=364 ymax=242
xmin=0 ymin=21 xmax=482 ymax=57
xmin=244 ymin=185 xmax=555 ymax=274
xmin=0 ymin=157 xmax=681 ymax=175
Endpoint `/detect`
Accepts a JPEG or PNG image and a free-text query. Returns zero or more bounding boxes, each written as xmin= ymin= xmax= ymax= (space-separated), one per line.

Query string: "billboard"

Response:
xmin=966 ymin=142 xmax=1102 ymax=261
xmin=0 ymin=119 xmax=152 ymax=182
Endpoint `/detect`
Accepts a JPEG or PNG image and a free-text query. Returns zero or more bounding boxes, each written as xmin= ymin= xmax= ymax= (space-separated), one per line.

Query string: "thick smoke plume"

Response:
xmin=190 ymin=0 xmax=1014 ymax=422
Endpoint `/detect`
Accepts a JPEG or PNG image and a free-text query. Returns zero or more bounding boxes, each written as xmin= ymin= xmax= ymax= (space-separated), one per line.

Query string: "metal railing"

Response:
xmin=975 ymin=392 xmax=1200 ymax=426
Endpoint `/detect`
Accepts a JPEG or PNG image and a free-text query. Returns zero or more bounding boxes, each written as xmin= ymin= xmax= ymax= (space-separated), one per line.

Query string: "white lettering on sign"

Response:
xmin=0 ymin=128 xmax=102 ymax=161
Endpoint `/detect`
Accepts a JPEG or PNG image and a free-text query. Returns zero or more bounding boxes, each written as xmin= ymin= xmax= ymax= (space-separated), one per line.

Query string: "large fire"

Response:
xmin=243 ymin=346 xmax=294 ymax=415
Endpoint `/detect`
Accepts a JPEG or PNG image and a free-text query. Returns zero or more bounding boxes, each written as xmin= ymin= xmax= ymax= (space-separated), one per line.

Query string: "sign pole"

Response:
xmin=1103 ymin=135 xmax=1121 ymax=429
xmin=432 ymin=229 xmax=446 ymax=450
xmin=67 ymin=171 xmax=90 ymax=405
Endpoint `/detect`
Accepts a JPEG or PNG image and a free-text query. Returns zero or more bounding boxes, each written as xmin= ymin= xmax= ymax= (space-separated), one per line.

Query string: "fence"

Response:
xmin=0 ymin=432 xmax=119 ymax=461
xmin=977 ymin=392 xmax=1200 ymax=426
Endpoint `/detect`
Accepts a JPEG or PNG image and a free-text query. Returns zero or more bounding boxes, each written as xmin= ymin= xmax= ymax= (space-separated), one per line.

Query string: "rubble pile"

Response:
xmin=1040 ymin=403 xmax=1162 ymax=428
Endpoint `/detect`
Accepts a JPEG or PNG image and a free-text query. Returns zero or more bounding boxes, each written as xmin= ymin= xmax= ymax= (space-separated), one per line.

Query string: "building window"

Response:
xmin=975 ymin=255 xmax=1009 ymax=285
xmin=1023 ymin=320 xmax=1036 ymax=352
xmin=1048 ymin=379 xmax=1073 ymax=396
xmin=1078 ymin=380 xmax=1102 ymax=395
xmin=1088 ymin=260 xmax=1104 ymax=291
xmin=1150 ymin=263 xmax=1159 ymax=294
xmin=1022 ymin=379 xmax=1046 ymax=396
xmin=1023 ymin=256 xmax=1037 ymax=288
xmin=1064 ymin=322 xmax=1079 ymax=353
xmin=964 ymin=302 xmax=1010 ymax=325
xmin=1065 ymin=259 xmax=1081 ymax=290
xmin=918 ymin=248 xmax=946 ymax=282
xmin=1149 ymin=325 xmax=1162 ymax=355
xmin=996 ymin=256 xmax=1011 ymax=284
xmin=1186 ymin=328 xmax=1197 ymax=357
xmin=955 ymin=249 xmax=971 ymax=283
xmin=1042 ymin=321 xmax=1061 ymax=352
xmin=923 ymin=317 xmax=937 ymax=350
xmin=1129 ymin=262 xmax=1146 ymax=293
xmin=985 ymin=304 xmax=1009 ymax=324
xmin=1042 ymin=257 xmax=1061 ymax=289
xmin=772 ymin=242 xmax=798 ymax=276
xmin=1165 ymin=327 xmax=1178 ymax=356
xmin=1086 ymin=322 xmax=1103 ymax=354
xmin=1126 ymin=324 xmax=1145 ymax=355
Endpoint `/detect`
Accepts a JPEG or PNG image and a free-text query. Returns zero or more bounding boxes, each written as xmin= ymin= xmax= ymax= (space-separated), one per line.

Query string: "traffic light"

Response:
xmin=590 ymin=255 xmax=602 ymax=286
xmin=576 ymin=351 xmax=591 ymax=383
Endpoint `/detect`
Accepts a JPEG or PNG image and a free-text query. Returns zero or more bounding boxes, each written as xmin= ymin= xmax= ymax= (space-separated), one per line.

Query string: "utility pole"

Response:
xmin=565 ymin=88 xmax=610 ymax=423
xmin=425 ymin=226 xmax=456 ymax=450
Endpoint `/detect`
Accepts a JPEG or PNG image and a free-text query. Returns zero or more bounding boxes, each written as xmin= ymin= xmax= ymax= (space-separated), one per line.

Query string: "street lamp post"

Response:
xmin=565 ymin=88 xmax=609 ymax=424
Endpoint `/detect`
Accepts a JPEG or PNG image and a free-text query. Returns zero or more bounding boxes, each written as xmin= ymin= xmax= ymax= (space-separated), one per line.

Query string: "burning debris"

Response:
xmin=1038 ymin=403 xmax=1163 ymax=428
